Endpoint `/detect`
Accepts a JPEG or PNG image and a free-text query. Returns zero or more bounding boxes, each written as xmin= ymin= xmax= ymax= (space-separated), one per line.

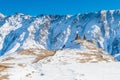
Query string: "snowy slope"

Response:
xmin=0 ymin=10 xmax=120 ymax=60
xmin=0 ymin=39 xmax=118 ymax=80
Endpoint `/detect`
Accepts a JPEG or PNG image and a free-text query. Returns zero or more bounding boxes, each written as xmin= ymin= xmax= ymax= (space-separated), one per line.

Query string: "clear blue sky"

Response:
xmin=0 ymin=0 xmax=120 ymax=16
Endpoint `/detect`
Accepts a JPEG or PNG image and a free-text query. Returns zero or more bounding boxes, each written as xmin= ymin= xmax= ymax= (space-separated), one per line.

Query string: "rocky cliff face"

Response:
xmin=0 ymin=10 xmax=120 ymax=60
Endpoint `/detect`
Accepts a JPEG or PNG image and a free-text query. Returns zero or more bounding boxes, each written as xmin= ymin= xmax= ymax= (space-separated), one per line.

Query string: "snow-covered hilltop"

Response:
xmin=0 ymin=10 xmax=120 ymax=60
xmin=0 ymin=38 xmax=117 ymax=80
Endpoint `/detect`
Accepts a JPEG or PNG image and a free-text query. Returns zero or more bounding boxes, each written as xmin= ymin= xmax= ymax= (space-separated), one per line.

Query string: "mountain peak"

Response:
xmin=0 ymin=13 xmax=5 ymax=18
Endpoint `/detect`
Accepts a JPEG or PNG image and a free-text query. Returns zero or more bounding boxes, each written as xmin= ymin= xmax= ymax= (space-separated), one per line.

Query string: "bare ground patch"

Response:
xmin=32 ymin=50 xmax=56 ymax=63
xmin=2 ymin=57 xmax=15 ymax=62
xmin=0 ymin=75 xmax=9 ymax=80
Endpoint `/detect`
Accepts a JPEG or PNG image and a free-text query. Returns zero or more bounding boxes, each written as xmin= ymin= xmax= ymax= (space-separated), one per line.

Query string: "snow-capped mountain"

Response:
xmin=0 ymin=10 xmax=120 ymax=80
xmin=0 ymin=10 xmax=120 ymax=60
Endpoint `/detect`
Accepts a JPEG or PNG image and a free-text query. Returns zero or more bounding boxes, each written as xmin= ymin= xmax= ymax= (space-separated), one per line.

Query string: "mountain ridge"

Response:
xmin=0 ymin=10 xmax=120 ymax=60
